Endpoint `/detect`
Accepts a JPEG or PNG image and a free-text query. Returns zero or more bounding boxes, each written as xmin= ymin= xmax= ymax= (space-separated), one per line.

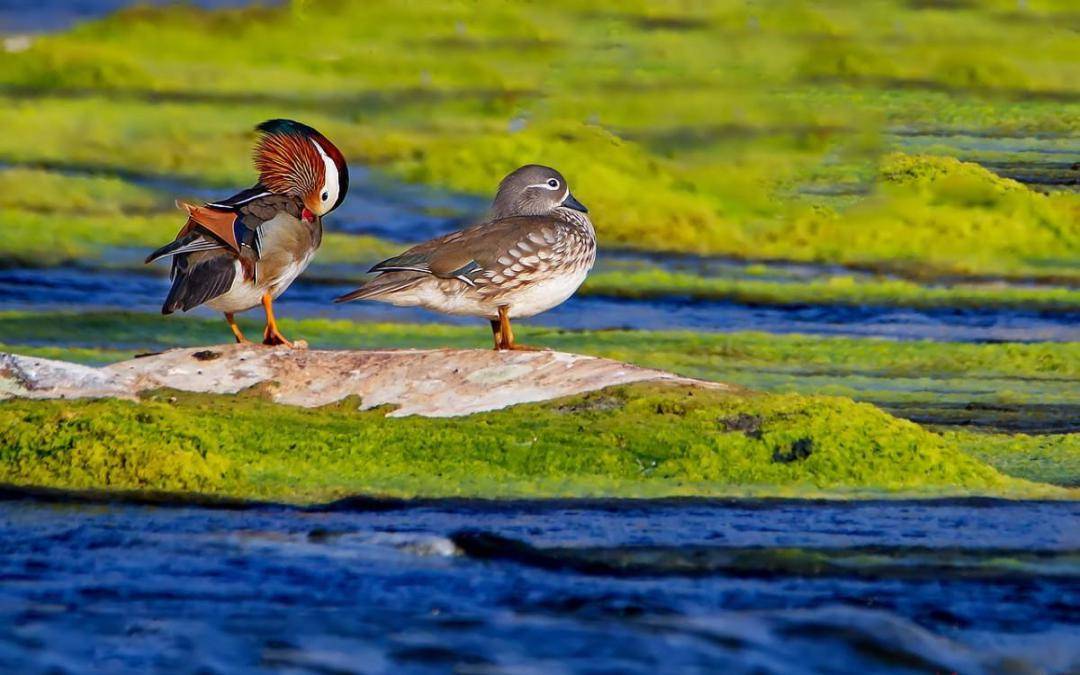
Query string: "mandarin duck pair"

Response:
xmin=148 ymin=120 xmax=595 ymax=350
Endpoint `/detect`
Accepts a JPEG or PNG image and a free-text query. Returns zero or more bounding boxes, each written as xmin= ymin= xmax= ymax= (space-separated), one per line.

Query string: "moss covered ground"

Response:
xmin=0 ymin=1 xmax=1075 ymax=501
xmin=0 ymin=383 xmax=1065 ymax=502
xmin=2 ymin=311 xmax=1076 ymax=494
xmin=582 ymin=268 xmax=1080 ymax=312
xmin=0 ymin=1 xmax=1076 ymax=278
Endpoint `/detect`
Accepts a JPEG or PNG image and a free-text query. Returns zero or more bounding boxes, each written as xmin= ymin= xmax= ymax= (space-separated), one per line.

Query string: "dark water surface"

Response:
xmin=0 ymin=496 xmax=1077 ymax=674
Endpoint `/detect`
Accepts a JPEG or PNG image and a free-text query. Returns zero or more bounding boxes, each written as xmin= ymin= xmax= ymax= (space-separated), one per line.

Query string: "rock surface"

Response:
xmin=0 ymin=346 xmax=726 ymax=417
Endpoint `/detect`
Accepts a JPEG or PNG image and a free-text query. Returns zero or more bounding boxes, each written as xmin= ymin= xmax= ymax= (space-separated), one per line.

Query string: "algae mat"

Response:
xmin=0 ymin=378 xmax=1065 ymax=502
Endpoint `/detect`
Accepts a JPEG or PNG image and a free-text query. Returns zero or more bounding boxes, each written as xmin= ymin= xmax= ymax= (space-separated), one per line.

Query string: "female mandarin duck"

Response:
xmin=146 ymin=119 xmax=348 ymax=347
xmin=335 ymin=165 xmax=594 ymax=350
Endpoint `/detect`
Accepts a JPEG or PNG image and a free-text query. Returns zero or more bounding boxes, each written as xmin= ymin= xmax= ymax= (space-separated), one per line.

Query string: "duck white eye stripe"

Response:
xmin=310 ymin=138 xmax=340 ymax=207
xmin=526 ymin=181 xmax=560 ymax=190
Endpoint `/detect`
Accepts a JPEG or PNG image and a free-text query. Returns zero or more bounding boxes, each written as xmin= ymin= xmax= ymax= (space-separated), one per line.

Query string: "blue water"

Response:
xmin=0 ymin=495 xmax=1077 ymax=674
xmin=0 ymin=0 xmax=270 ymax=34
xmin=3 ymin=266 xmax=1078 ymax=343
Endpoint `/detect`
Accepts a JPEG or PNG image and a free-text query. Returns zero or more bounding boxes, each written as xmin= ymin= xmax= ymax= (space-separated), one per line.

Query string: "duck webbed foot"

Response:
xmin=261 ymin=292 xmax=297 ymax=348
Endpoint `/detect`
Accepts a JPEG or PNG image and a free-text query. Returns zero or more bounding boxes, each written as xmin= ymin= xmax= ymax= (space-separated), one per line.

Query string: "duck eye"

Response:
xmin=321 ymin=191 xmax=329 ymax=201
xmin=547 ymin=179 xmax=559 ymax=189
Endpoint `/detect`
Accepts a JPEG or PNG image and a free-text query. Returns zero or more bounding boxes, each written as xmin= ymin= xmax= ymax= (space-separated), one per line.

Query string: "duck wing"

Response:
xmin=335 ymin=217 xmax=566 ymax=303
xmin=370 ymin=216 xmax=563 ymax=286
xmin=160 ymin=249 xmax=237 ymax=315
xmin=145 ymin=188 xmax=302 ymax=264
xmin=150 ymin=189 xmax=305 ymax=313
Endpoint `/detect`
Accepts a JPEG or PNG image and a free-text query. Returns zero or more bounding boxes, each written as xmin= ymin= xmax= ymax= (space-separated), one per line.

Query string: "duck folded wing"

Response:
xmin=145 ymin=192 xmax=304 ymax=264
xmin=145 ymin=202 xmax=243 ymax=263
xmin=368 ymin=216 xmax=564 ymax=287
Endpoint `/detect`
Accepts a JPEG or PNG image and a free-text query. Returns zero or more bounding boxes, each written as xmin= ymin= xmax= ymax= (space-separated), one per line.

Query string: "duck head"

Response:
xmin=490 ymin=164 xmax=587 ymax=219
xmin=253 ymin=118 xmax=349 ymax=220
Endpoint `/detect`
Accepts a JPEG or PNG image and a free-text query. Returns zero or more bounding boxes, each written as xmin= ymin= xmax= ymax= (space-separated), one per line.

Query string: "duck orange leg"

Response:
xmin=496 ymin=306 xmax=539 ymax=351
xmin=224 ymin=312 xmax=250 ymax=344
xmin=261 ymin=292 xmax=294 ymax=347
xmin=490 ymin=318 xmax=503 ymax=350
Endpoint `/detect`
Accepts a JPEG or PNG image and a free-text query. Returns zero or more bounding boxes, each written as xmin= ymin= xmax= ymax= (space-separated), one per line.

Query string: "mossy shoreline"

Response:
xmin=3 ymin=310 xmax=1075 ymax=380
xmin=0 ymin=482 xmax=1068 ymax=514
xmin=0 ymin=383 xmax=1071 ymax=503
xmin=581 ymin=270 xmax=1080 ymax=313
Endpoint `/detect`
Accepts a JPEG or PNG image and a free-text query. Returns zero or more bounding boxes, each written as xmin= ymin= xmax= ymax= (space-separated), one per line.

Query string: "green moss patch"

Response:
xmin=583 ymin=268 xmax=1080 ymax=312
xmin=0 ymin=1 xmax=1076 ymax=277
xmin=0 ymin=383 xmax=1059 ymax=503
xmin=951 ymin=431 xmax=1080 ymax=488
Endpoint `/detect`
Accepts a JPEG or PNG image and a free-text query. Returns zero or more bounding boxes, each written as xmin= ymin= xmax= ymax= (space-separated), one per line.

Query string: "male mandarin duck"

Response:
xmin=146 ymin=119 xmax=348 ymax=346
xmin=334 ymin=165 xmax=595 ymax=350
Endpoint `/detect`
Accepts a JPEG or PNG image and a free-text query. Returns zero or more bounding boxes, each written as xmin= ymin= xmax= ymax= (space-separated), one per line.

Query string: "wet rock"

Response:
xmin=0 ymin=345 xmax=727 ymax=418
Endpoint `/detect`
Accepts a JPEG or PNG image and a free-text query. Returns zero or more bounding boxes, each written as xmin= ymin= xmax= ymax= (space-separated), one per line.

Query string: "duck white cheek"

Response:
xmin=310 ymin=138 xmax=340 ymax=212
xmin=321 ymin=180 xmax=339 ymax=212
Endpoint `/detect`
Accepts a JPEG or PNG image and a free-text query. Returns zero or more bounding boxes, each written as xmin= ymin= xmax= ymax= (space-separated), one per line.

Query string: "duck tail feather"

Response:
xmin=161 ymin=256 xmax=236 ymax=314
xmin=333 ymin=272 xmax=426 ymax=303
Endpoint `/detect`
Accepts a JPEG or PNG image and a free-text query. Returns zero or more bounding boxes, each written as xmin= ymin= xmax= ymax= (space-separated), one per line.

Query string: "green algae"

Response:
xmin=741 ymin=154 xmax=1080 ymax=280
xmin=0 ymin=207 xmax=179 ymax=266
xmin=1 ymin=162 xmax=1075 ymax=309
xmin=3 ymin=311 xmax=1075 ymax=380
xmin=1 ymin=313 xmax=1073 ymax=496
xmin=0 ymin=383 xmax=1057 ymax=502
xmin=0 ymin=342 xmax=136 ymax=365
xmin=583 ymin=269 xmax=1080 ymax=312
xmin=0 ymin=1 xmax=1076 ymax=277
xmin=0 ymin=1 xmax=1073 ymax=505
xmin=952 ymin=431 xmax=1080 ymax=488
xmin=0 ymin=167 xmax=164 ymax=215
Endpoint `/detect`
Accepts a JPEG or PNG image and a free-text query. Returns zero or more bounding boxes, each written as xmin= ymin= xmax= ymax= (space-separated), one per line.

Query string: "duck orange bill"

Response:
xmin=177 ymin=202 xmax=242 ymax=255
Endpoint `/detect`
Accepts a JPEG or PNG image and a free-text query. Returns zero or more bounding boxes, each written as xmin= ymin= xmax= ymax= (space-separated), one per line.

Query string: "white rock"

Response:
xmin=0 ymin=346 xmax=727 ymax=418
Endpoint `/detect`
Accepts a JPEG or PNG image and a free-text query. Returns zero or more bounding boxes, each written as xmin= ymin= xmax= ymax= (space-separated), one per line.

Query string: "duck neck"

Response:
xmin=553 ymin=206 xmax=595 ymax=239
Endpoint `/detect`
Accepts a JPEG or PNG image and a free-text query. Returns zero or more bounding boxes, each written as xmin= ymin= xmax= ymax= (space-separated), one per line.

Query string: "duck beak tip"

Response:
xmin=563 ymin=193 xmax=588 ymax=213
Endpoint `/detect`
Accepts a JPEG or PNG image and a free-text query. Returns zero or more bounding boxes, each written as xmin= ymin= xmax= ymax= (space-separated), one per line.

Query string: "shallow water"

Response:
xmin=890 ymin=130 xmax=1080 ymax=191
xmin=0 ymin=495 xmax=1077 ymax=674
xmin=0 ymin=0 xmax=267 ymax=34
xmin=4 ymin=266 xmax=1079 ymax=343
